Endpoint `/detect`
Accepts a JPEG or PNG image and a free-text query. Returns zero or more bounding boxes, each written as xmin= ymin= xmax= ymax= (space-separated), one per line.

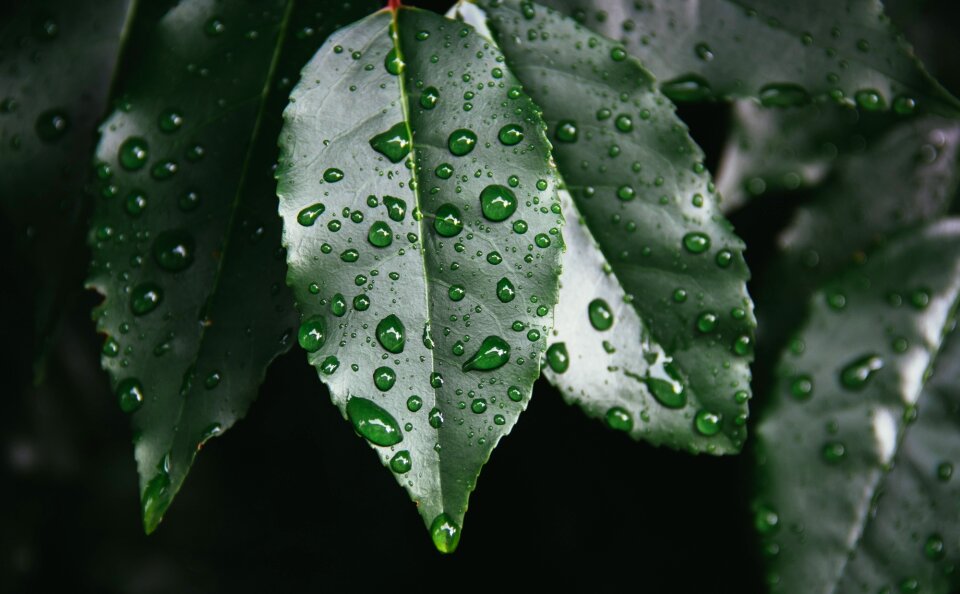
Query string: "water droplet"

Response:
xmin=924 ymin=534 xmax=945 ymax=561
xmin=754 ymin=504 xmax=780 ymax=535
xmin=588 ymin=298 xmax=613 ymax=331
xmin=606 ymin=407 xmax=633 ymax=431
xmin=340 ymin=249 xmax=359 ymax=263
xmin=150 ymin=160 xmax=178 ymax=180
xmin=390 ymin=450 xmax=412 ymax=474
xmin=346 ymin=397 xmax=403 ymax=446
xmin=428 ymin=407 xmax=443 ymax=428
xmin=758 ymin=83 xmax=810 ymax=108
xmin=555 ymin=120 xmax=578 ymax=143
xmin=733 ymin=335 xmax=752 ymax=356
xmin=662 ymin=74 xmax=712 ymax=102
xmin=297 ymin=203 xmax=325 ymax=226
xmin=937 ymin=461 xmax=953 ymax=481
xmin=694 ymin=410 xmax=722 ymax=436
xmin=683 ymin=232 xmax=711 ymax=254
xmin=119 ymin=137 xmax=149 ymax=170
xmin=323 ymin=168 xmax=344 ymax=183
xmin=909 ymin=288 xmax=930 ymax=309
xmin=102 ymin=337 xmax=120 ymax=357
xmin=369 ymin=122 xmax=411 ymax=163
xmin=298 ymin=316 xmax=326 ymax=352
xmin=893 ymin=95 xmax=917 ymax=115
xmin=507 ymin=385 xmax=522 ymax=402
xmin=434 ymin=204 xmax=463 ymax=237
xmin=496 ymin=277 xmax=515 ymax=303
xmin=158 ymin=109 xmax=184 ymax=133
xmin=131 ymin=283 xmax=163 ymax=315
xmin=430 ymin=513 xmax=461 ymax=554
xmin=125 ymin=190 xmax=148 ymax=217
xmin=320 ymin=356 xmax=339 ymax=375
xmin=153 ymin=229 xmax=195 ymax=272
xmin=35 ymin=109 xmax=69 ymax=142
xmin=839 ymin=353 xmax=883 ymax=390
xmin=462 ymin=336 xmax=511 ymax=372
xmin=373 ymin=366 xmax=397 ymax=391
xmin=204 ymin=17 xmax=225 ymax=36
xmin=480 ymin=184 xmax=517 ymax=221
xmin=610 ymin=46 xmax=627 ymax=61
xmin=614 ymin=114 xmax=633 ymax=132
xmin=546 ymin=343 xmax=569 ymax=373
xmin=448 ymin=285 xmax=466 ymax=301
xmin=416 ymin=86 xmax=443 ymax=113
xmin=534 ymin=233 xmax=551 ymax=248
xmin=822 ymin=441 xmax=846 ymax=464
xmin=376 ymin=314 xmax=405 ymax=353
xmin=407 ymin=395 xmax=423 ymax=412
xmin=383 ymin=196 xmax=406 ymax=221
xmin=645 ymin=363 xmax=686 ymax=409
xmin=448 ymin=129 xmax=477 ymax=156
xmin=498 ymin=124 xmax=524 ymax=146
xmin=694 ymin=42 xmax=714 ymax=62
xmin=384 ymin=47 xmax=404 ymax=75
xmin=855 ymin=89 xmax=886 ymax=111
xmin=117 ymin=378 xmax=144 ymax=413
xmin=471 ymin=398 xmax=487 ymax=414
xmin=789 ymin=374 xmax=813 ymax=400
xmin=368 ymin=220 xmax=393 ymax=247
xmin=435 ymin=163 xmax=453 ymax=179
xmin=696 ymin=311 xmax=718 ymax=333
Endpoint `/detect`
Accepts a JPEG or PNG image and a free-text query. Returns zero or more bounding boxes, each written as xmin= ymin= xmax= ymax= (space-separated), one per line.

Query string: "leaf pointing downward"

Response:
xmin=459 ymin=0 xmax=755 ymax=453
xmin=277 ymin=7 xmax=563 ymax=551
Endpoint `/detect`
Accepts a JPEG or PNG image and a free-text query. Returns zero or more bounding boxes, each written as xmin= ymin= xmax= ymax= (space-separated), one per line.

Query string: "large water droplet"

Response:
xmin=662 ymin=74 xmax=712 ymax=102
xmin=448 ymin=129 xmax=477 ymax=156
xmin=152 ymin=229 xmax=195 ymax=272
xmin=645 ymin=362 xmax=686 ymax=409
xmin=346 ymin=397 xmax=403 ymax=446
xmin=479 ymin=185 xmax=517 ymax=222
xmin=368 ymin=220 xmax=393 ymax=247
xmin=434 ymin=204 xmax=463 ymax=237
xmin=496 ymin=277 xmax=515 ymax=303
xmin=546 ymin=342 xmax=569 ymax=373
xmin=369 ymin=122 xmax=411 ymax=163
xmin=462 ymin=336 xmax=511 ymax=372
xmin=683 ymin=232 xmax=711 ymax=254
xmin=390 ymin=450 xmax=412 ymax=474
xmin=383 ymin=196 xmax=406 ymax=221
xmin=588 ymin=298 xmax=614 ymax=331
xmin=298 ymin=316 xmax=326 ymax=352
xmin=498 ymin=124 xmax=524 ymax=146
xmin=839 ymin=353 xmax=883 ymax=390
xmin=384 ymin=47 xmax=404 ymax=75
xmin=297 ymin=203 xmax=325 ymax=226
xmin=430 ymin=513 xmax=461 ymax=554
xmin=376 ymin=314 xmax=405 ymax=353
xmin=374 ymin=366 xmax=397 ymax=391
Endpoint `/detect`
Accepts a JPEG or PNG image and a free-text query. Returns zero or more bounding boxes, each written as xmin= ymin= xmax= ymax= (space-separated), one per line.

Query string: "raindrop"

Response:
xmin=369 ymin=122 xmax=411 ymax=163
xmin=434 ymin=204 xmax=464 ymax=237
xmin=588 ymin=298 xmax=614 ymax=331
xmin=839 ymin=353 xmax=883 ymax=390
xmin=606 ymin=407 xmax=633 ymax=431
xmin=448 ymin=129 xmax=478 ymax=156
xmin=297 ymin=203 xmax=325 ymax=226
xmin=117 ymin=378 xmax=144 ymax=413
xmin=430 ymin=513 xmax=461 ymax=554
xmin=346 ymin=397 xmax=403 ymax=446
xmin=546 ymin=343 xmax=569 ymax=373
xmin=131 ymin=283 xmax=163 ymax=315
xmin=368 ymin=221 xmax=393 ymax=247
xmin=373 ymin=366 xmax=397 ymax=391
xmin=498 ymin=124 xmax=524 ymax=146
xmin=298 ymin=316 xmax=326 ymax=352
xmin=462 ymin=336 xmax=511 ymax=371
xmin=555 ymin=120 xmax=578 ymax=143
xmin=376 ymin=314 xmax=405 ymax=353
xmin=480 ymin=185 xmax=517 ymax=221
xmin=119 ymin=137 xmax=149 ymax=170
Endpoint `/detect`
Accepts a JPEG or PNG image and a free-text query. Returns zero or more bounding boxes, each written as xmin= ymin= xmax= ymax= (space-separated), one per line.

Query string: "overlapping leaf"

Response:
xmin=457 ymin=0 xmax=755 ymax=453
xmin=537 ymin=0 xmax=960 ymax=116
xmin=87 ymin=0 xmax=378 ymax=533
xmin=755 ymin=219 xmax=960 ymax=593
xmin=277 ymin=6 xmax=563 ymax=551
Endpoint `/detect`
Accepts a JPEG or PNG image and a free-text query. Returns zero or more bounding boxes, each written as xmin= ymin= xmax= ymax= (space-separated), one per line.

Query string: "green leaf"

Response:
xmin=86 ymin=0 xmax=378 ymax=534
xmin=0 ymin=0 xmax=133 ymax=379
xmin=754 ymin=219 xmax=960 ymax=593
xmin=831 ymin=327 xmax=960 ymax=594
xmin=536 ymin=0 xmax=960 ymax=116
xmin=458 ymin=0 xmax=755 ymax=453
xmin=277 ymin=7 xmax=564 ymax=551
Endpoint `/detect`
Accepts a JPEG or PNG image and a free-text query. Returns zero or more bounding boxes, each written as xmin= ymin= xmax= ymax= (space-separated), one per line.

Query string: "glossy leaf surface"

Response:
xmin=460 ymin=0 xmax=755 ymax=453
xmin=755 ymin=219 xmax=960 ymax=593
xmin=277 ymin=7 xmax=563 ymax=549
xmin=87 ymin=0 xmax=378 ymax=533
xmin=536 ymin=0 xmax=960 ymax=115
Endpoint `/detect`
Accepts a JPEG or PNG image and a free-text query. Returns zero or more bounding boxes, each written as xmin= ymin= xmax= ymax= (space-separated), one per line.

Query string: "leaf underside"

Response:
xmin=277 ymin=7 xmax=563 ymax=550
xmin=461 ymin=0 xmax=755 ymax=454
xmin=755 ymin=219 xmax=960 ymax=594
xmin=537 ymin=0 xmax=960 ymax=116
xmin=87 ymin=0 xmax=378 ymax=533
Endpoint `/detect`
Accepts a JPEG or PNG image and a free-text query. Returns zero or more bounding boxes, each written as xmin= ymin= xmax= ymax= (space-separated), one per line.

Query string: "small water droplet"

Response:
xmin=35 ymin=109 xmax=69 ymax=142
xmin=407 ymin=395 xmax=423 ymax=412
xmin=606 ymin=407 xmax=633 ymax=431
xmin=662 ymin=74 xmax=712 ymax=102
xmin=694 ymin=42 xmax=714 ymax=62
xmin=855 ymin=89 xmax=886 ymax=111
xmin=117 ymin=378 xmax=144 ymax=413
xmin=297 ymin=203 xmax=325 ymax=226
xmin=555 ymin=120 xmax=578 ymax=143
xmin=498 ymin=124 xmax=524 ymax=146
xmin=683 ymin=232 xmax=711 ymax=254
xmin=323 ymin=168 xmax=344 ymax=183
xmin=694 ymin=410 xmax=722 ymax=436
xmin=153 ymin=229 xmax=195 ymax=272
xmin=822 ymin=441 xmax=846 ymax=464
xmin=131 ymin=283 xmax=163 ymax=315
xmin=420 ymin=86 xmax=440 ymax=109
xmin=119 ymin=137 xmax=149 ymax=170
xmin=789 ymin=374 xmax=813 ymax=400
xmin=384 ymin=47 xmax=404 ymax=75
xmin=383 ymin=196 xmax=406 ymax=221
xmin=158 ymin=109 xmax=184 ymax=133
xmin=758 ymin=83 xmax=810 ymax=108
xmin=390 ymin=450 xmax=412 ymax=474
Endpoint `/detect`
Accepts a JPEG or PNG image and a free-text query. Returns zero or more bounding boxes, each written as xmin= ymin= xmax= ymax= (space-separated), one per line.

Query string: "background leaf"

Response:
xmin=461 ymin=0 xmax=755 ymax=453
xmin=277 ymin=6 xmax=563 ymax=550
xmin=86 ymin=0 xmax=378 ymax=533
xmin=536 ymin=0 xmax=960 ymax=115
xmin=754 ymin=219 xmax=960 ymax=593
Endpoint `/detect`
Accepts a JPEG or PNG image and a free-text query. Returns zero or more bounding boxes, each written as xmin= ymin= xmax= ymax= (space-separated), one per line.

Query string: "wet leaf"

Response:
xmin=458 ymin=0 xmax=755 ymax=453
xmin=537 ymin=0 xmax=960 ymax=116
xmin=86 ymin=0 xmax=378 ymax=533
xmin=277 ymin=7 xmax=563 ymax=551
xmin=755 ymin=219 xmax=960 ymax=593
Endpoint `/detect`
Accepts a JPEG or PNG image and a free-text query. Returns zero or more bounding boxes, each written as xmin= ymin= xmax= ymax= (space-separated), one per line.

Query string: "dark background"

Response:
xmin=3 ymin=1 xmax=959 ymax=592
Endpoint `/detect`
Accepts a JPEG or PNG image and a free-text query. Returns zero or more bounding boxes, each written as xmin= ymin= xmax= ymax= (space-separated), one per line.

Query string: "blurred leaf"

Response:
xmin=86 ymin=0 xmax=379 ymax=533
xmin=755 ymin=219 xmax=960 ymax=593
xmin=536 ymin=0 xmax=960 ymax=116
xmin=277 ymin=7 xmax=563 ymax=552
xmin=457 ymin=0 xmax=755 ymax=453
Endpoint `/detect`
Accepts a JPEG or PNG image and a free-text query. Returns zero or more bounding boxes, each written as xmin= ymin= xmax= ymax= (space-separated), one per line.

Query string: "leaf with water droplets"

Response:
xmin=755 ymin=219 xmax=960 ymax=593
xmin=536 ymin=0 xmax=960 ymax=116
xmin=277 ymin=7 xmax=563 ymax=551
xmin=86 ymin=0 xmax=378 ymax=534
xmin=458 ymin=0 xmax=755 ymax=454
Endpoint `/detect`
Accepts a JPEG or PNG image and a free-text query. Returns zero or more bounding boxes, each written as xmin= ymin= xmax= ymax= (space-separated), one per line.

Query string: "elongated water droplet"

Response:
xmin=645 ymin=363 xmax=686 ymax=409
xmin=376 ymin=314 xmax=405 ymax=353
xmin=839 ymin=353 xmax=883 ymax=390
xmin=479 ymin=184 xmax=517 ymax=221
xmin=323 ymin=168 xmax=344 ymax=183
xmin=462 ymin=336 xmax=511 ymax=371
xmin=546 ymin=342 xmax=569 ymax=373
xmin=369 ymin=122 xmax=410 ymax=163
xmin=430 ymin=513 xmax=461 ymax=554
xmin=606 ymin=407 xmax=633 ymax=431
xmin=383 ymin=196 xmax=406 ymax=221
xmin=496 ymin=277 xmax=515 ymax=303
xmin=588 ymin=298 xmax=614 ymax=331
xmin=117 ymin=378 xmax=144 ymax=413
xmin=662 ymin=74 xmax=712 ymax=102
xmin=297 ymin=203 xmax=325 ymax=226
xmin=758 ymin=83 xmax=810 ymax=107
xmin=298 ymin=316 xmax=326 ymax=352
xmin=346 ymin=397 xmax=403 ymax=446
xmin=498 ymin=124 xmax=524 ymax=145
xmin=855 ymin=89 xmax=886 ymax=111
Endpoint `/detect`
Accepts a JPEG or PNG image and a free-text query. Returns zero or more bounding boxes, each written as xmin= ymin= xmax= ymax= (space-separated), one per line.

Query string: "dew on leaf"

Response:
xmin=480 ymin=184 xmax=517 ymax=221
xmin=346 ymin=397 xmax=403 ymax=446
xmin=462 ymin=336 xmax=511 ymax=371
xmin=588 ymin=298 xmax=614 ymax=331
xmin=546 ymin=342 xmax=569 ymax=373
xmin=376 ymin=314 xmax=405 ymax=354
xmin=839 ymin=353 xmax=883 ymax=390
xmin=374 ymin=366 xmax=397 ymax=391
xmin=369 ymin=122 xmax=411 ymax=163
xmin=131 ymin=283 xmax=163 ymax=316
xmin=152 ymin=229 xmax=195 ymax=272
xmin=297 ymin=316 xmax=326 ymax=352
xmin=448 ymin=129 xmax=477 ymax=156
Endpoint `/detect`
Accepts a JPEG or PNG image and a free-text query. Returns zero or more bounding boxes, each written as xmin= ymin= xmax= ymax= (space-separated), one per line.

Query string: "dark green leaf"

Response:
xmin=86 ymin=0 xmax=378 ymax=533
xmin=277 ymin=7 xmax=564 ymax=551
xmin=755 ymin=219 xmax=960 ymax=593
xmin=0 ymin=0 xmax=132 ymax=379
xmin=536 ymin=0 xmax=960 ymax=116
xmin=460 ymin=0 xmax=755 ymax=453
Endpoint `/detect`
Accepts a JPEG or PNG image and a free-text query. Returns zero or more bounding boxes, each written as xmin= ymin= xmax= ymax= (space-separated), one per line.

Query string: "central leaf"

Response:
xmin=277 ymin=6 xmax=563 ymax=552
